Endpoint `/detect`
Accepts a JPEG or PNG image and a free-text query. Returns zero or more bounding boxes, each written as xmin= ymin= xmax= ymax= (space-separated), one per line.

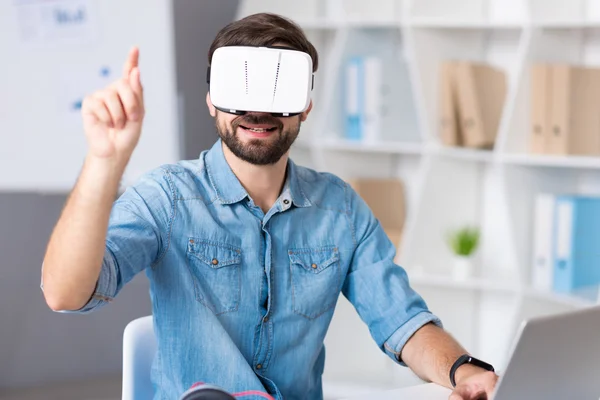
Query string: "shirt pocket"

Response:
xmin=186 ymin=238 xmax=242 ymax=315
xmin=288 ymin=245 xmax=341 ymax=320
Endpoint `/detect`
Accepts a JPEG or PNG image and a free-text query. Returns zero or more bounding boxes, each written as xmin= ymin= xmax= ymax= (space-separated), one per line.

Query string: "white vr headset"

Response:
xmin=207 ymin=45 xmax=314 ymax=117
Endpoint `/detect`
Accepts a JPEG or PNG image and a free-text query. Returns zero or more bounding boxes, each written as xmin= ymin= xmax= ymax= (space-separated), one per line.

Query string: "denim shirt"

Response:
xmin=52 ymin=139 xmax=441 ymax=399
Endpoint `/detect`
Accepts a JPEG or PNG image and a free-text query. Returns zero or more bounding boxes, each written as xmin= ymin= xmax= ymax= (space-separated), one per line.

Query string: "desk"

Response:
xmin=340 ymin=383 xmax=451 ymax=400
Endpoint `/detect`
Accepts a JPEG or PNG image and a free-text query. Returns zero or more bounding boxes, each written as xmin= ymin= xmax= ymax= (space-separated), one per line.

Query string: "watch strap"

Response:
xmin=449 ymin=354 xmax=495 ymax=387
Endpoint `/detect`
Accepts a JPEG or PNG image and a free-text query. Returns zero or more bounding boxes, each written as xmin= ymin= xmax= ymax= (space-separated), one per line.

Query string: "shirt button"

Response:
xmin=212 ymin=258 xmax=219 ymax=265
xmin=311 ymin=263 xmax=317 ymax=269
xmin=256 ymin=364 xmax=262 ymax=370
xmin=263 ymin=316 xmax=269 ymax=322
xmin=283 ymin=199 xmax=290 ymax=205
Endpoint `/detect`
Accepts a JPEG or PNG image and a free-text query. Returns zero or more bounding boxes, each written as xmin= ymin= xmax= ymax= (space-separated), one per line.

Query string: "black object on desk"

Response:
xmin=180 ymin=384 xmax=237 ymax=400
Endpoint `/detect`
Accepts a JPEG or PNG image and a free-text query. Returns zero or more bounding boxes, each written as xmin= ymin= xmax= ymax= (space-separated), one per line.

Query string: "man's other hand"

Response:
xmin=448 ymin=370 xmax=498 ymax=400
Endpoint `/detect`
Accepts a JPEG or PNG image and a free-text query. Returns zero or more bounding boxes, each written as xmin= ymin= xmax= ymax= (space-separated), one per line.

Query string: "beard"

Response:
xmin=216 ymin=112 xmax=300 ymax=165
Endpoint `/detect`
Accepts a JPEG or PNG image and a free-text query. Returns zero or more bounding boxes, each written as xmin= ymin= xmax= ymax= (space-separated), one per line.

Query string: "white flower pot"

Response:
xmin=452 ymin=256 xmax=474 ymax=281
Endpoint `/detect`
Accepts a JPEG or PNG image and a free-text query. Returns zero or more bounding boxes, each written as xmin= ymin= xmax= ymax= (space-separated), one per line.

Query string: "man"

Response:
xmin=41 ymin=12 xmax=497 ymax=400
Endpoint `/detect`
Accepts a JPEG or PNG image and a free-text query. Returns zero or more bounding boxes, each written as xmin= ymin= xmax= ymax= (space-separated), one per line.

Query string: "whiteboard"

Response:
xmin=0 ymin=0 xmax=180 ymax=191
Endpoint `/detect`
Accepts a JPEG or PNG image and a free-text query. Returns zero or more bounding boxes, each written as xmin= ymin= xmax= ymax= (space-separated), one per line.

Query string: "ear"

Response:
xmin=206 ymin=92 xmax=217 ymax=117
xmin=300 ymin=100 xmax=313 ymax=122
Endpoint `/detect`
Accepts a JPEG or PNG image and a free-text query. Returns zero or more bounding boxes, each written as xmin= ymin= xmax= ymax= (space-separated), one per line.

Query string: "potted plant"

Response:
xmin=446 ymin=226 xmax=480 ymax=281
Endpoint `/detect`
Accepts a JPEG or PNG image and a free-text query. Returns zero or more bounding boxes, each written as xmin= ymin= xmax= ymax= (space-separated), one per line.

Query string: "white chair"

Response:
xmin=122 ymin=315 xmax=157 ymax=400
xmin=121 ymin=315 xmax=384 ymax=400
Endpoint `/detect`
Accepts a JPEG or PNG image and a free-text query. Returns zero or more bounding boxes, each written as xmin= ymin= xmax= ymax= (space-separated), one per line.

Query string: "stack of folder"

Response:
xmin=438 ymin=60 xmax=507 ymax=149
xmin=531 ymin=193 xmax=600 ymax=296
xmin=529 ymin=63 xmax=600 ymax=156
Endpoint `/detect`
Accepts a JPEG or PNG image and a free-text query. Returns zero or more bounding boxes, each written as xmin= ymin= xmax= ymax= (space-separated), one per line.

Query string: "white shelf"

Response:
xmin=409 ymin=18 xmax=524 ymax=29
xmin=298 ymin=19 xmax=403 ymax=30
xmin=523 ymin=287 xmax=598 ymax=308
xmin=317 ymin=138 xmax=424 ymax=155
xmin=409 ymin=272 xmax=516 ymax=293
xmin=409 ymin=20 xmax=600 ymax=30
xmin=502 ymin=153 xmax=600 ymax=169
xmin=301 ymin=139 xmax=498 ymax=161
xmin=345 ymin=19 xmax=402 ymax=29
xmin=432 ymin=146 xmax=496 ymax=163
xmin=531 ymin=21 xmax=600 ymax=29
xmin=300 ymin=142 xmax=600 ymax=167
xmin=298 ymin=19 xmax=344 ymax=29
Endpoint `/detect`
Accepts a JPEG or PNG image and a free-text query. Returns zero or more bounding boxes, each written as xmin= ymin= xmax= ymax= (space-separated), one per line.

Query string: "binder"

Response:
xmin=455 ymin=61 xmax=507 ymax=149
xmin=552 ymin=195 xmax=600 ymax=294
xmin=547 ymin=65 xmax=600 ymax=156
xmin=531 ymin=193 xmax=556 ymax=291
xmin=587 ymin=68 xmax=600 ymax=155
xmin=573 ymin=67 xmax=600 ymax=156
xmin=454 ymin=62 xmax=482 ymax=147
xmin=548 ymin=64 xmax=573 ymax=155
xmin=477 ymin=63 xmax=507 ymax=148
xmin=529 ymin=64 xmax=552 ymax=154
xmin=345 ymin=57 xmax=363 ymax=140
xmin=439 ymin=61 xmax=460 ymax=146
xmin=363 ymin=56 xmax=382 ymax=142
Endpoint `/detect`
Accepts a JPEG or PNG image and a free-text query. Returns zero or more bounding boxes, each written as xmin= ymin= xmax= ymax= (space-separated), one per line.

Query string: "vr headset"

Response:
xmin=207 ymin=45 xmax=314 ymax=117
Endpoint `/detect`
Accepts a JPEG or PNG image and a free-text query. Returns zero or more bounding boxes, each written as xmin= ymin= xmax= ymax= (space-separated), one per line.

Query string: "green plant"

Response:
xmin=447 ymin=226 xmax=480 ymax=256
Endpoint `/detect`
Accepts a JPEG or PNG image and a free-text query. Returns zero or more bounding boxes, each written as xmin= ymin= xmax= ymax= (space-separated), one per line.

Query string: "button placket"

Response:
xmin=253 ymin=220 xmax=273 ymax=372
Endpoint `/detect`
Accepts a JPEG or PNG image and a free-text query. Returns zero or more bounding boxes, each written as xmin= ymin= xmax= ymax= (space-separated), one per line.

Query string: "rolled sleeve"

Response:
xmin=383 ymin=311 xmax=443 ymax=366
xmin=342 ymin=183 xmax=443 ymax=365
xmin=41 ymin=248 xmax=120 ymax=314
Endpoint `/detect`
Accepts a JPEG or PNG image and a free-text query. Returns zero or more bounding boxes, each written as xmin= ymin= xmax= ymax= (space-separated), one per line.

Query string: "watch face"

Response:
xmin=470 ymin=356 xmax=495 ymax=372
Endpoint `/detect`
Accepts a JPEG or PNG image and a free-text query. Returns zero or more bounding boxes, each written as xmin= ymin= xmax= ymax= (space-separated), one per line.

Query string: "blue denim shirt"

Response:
xmin=56 ymin=139 xmax=441 ymax=399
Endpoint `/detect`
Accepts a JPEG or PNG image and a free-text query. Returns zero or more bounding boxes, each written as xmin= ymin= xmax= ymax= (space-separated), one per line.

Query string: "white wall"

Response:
xmin=0 ymin=0 xmax=179 ymax=191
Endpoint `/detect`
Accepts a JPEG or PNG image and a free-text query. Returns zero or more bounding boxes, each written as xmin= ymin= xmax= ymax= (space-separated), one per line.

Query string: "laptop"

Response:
xmin=492 ymin=305 xmax=600 ymax=400
xmin=342 ymin=305 xmax=600 ymax=400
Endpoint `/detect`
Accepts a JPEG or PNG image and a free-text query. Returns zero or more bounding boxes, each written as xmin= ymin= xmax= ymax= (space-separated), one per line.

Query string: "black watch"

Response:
xmin=449 ymin=354 xmax=495 ymax=387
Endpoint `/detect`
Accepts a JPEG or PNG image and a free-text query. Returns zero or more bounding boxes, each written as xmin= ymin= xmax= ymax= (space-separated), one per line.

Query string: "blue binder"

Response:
xmin=344 ymin=56 xmax=364 ymax=141
xmin=552 ymin=195 xmax=600 ymax=294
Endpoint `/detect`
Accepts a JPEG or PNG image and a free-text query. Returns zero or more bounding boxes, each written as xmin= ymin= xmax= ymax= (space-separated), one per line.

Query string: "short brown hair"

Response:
xmin=208 ymin=13 xmax=319 ymax=72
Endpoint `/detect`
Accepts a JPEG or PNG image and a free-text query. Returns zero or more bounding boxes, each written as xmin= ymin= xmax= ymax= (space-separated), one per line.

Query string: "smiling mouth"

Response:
xmin=239 ymin=125 xmax=278 ymax=133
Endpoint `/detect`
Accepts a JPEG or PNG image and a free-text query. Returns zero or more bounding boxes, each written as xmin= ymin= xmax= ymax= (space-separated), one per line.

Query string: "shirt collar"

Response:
xmin=205 ymin=139 xmax=311 ymax=208
xmin=285 ymin=158 xmax=312 ymax=208
xmin=205 ymin=140 xmax=248 ymax=205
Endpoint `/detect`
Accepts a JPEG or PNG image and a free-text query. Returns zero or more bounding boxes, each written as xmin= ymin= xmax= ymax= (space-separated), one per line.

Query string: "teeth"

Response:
xmin=248 ymin=128 xmax=268 ymax=132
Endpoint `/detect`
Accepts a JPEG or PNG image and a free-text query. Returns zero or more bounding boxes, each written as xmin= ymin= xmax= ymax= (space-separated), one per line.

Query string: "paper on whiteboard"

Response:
xmin=14 ymin=0 xmax=100 ymax=46
xmin=56 ymin=64 xmax=114 ymax=127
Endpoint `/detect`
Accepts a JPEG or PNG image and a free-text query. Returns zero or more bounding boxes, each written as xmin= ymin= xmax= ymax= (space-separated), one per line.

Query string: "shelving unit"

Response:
xmin=236 ymin=0 xmax=600 ymax=396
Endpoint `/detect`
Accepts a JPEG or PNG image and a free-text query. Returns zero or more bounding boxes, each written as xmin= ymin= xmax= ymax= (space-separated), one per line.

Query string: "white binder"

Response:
xmin=531 ymin=193 xmax=556 ymax=291
xmin=363 ymin=56 xmax=382 ymax=143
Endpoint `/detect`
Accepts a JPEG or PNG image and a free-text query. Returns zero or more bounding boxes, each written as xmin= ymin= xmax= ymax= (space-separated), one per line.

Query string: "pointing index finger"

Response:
xmin=122 ymin=46 xmax=139 ymax=79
